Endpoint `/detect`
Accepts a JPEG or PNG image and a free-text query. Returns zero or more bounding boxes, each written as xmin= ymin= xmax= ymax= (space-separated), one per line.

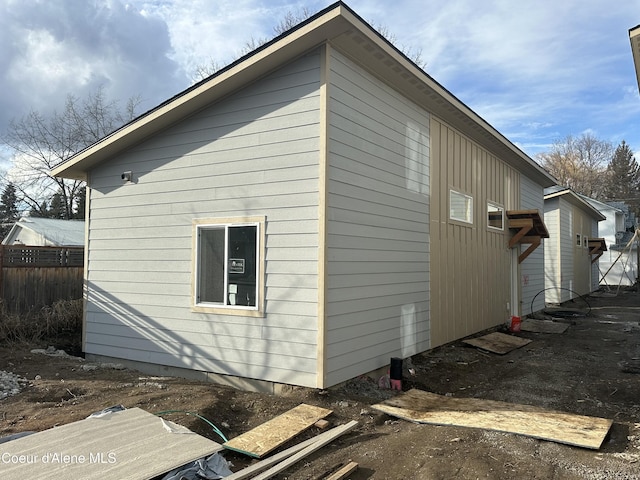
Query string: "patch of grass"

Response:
xmin=0 ymin=299 xmax=82 ymax=348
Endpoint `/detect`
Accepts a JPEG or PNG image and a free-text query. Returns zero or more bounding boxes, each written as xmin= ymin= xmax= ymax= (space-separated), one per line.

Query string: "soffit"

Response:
xmin=544 ymin=190 xmax=606 ymax=221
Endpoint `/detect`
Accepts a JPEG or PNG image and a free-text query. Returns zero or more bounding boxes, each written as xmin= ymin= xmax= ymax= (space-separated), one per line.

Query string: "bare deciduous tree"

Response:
xmin=191 ymin=7 xmax=426 ymax=82
xmin=536 ymin=133 xmax=613 ymax=199
xmin=3 ymin=86 xmax=140 ymax=219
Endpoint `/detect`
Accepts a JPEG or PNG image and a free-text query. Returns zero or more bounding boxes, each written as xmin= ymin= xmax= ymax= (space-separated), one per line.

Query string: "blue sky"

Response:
xmin=1 ymin=0 xmax=640 ymax=170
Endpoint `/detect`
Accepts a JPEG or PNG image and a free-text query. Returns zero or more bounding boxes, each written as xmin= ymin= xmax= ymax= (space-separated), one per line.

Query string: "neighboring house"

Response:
xmin=544 ymin=187 xmax=606 ymax=303
xmin=582 ymin=197 xmax=638 ymax=287
xmin=2 ymin=217 xmax=85 ymax=247
xmin=51 ymin=2 xmax=555 ymax=391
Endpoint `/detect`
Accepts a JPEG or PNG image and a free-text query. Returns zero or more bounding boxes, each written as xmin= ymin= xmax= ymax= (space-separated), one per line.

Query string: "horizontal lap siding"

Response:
xmin=520 ymin=176 xmax=545 ymax=315
xmin=325 ymin=49 xmax=430 ymax=387
xmin=85 ymin=51 xmax=322 ymax=387
xmin=560 ymin=200 xmax=574 ymax=301
xmin=544 ymin=198 xmax=573 ymax=303
xmin=430 ymin=119 xmax=518 ymax=348
xmin=543 ymin=201 xmax=561 ymax=303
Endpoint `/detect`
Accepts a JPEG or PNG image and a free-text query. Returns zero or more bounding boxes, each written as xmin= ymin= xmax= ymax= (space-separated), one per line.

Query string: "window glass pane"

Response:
xmin=487 ymin=203 xmax=504 ymax=229
xmin=227 ymin=225 xmax=257 ymax=307
xmin=199 ymin=228 xmax=225 ymax=303
xmin=450 ymin=190 xmax=473 ymax=223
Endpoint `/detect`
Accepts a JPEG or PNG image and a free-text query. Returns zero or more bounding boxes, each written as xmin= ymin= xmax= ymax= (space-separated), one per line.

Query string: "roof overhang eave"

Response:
xmin=52 ymin=1 xmax=556 ymax=189
xmin=51 ymin=5 xmax=352 ymax=180
xmin=544 ymin=190 xmax=607 ymax=221
xmin=630 ymin=25 xmax=640 ymax=94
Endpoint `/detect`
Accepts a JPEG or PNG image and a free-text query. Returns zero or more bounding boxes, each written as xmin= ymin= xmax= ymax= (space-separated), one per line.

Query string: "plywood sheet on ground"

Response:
xmin=223 ymin=404 xmax=332 ymax=458
xmin=462 ymin=331 xmax=531 ymax=354
xmin=372 ymin=389 xmax=612 ymax=450
xmin=0 ymin=407 xmax=223 ymax=480
xmin=521 ymin=319 xmax=570 ymax=334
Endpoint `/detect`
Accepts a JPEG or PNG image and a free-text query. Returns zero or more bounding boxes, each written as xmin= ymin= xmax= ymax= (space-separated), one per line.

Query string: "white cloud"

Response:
xmin=1 ymin=0 xmax=640 ymax=164
xmin=0 ymin=0 xmax=185 ymax=131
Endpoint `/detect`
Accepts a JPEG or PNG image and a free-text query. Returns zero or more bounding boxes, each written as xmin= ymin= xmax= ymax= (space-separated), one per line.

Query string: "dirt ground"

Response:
xmin=1 ymin=289 xmax=640 ymax=480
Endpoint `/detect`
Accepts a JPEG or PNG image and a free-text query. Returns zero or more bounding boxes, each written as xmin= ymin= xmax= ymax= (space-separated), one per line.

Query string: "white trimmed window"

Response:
xmin=576 ymin=233 xmax=582 ymax=247
xmin=450 ymin=189 xmax=473 ymax=224
xmin=487 ymin=202 xmax=504 ymax=230
xmin=193 ymin=218 xmax=263 ymax=315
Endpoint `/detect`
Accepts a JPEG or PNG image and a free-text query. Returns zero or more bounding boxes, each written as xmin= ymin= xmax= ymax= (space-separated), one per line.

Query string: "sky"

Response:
xmin=1 ymin=0 xmax=640 ymax=171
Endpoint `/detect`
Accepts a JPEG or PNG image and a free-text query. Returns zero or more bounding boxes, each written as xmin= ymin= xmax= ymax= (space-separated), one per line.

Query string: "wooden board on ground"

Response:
xmin=521 ymin=319 xmax=570 ymax=334
xmin=0 ymin=407 xmax=223 ymax=480
xmin=325 ymin=461 xmax=359 ymax=480
xmin=462 ymin=331 xmax=531 ymax=354
xmin=223 ymin=403 xmax=332 ymax=458
xmin=372 ymin=389 xmax=612 ymax=450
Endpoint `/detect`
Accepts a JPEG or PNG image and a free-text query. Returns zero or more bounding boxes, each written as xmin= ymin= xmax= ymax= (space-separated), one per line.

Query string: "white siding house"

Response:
xmin=52 ymin=2 xmax=555 ymax=390
xmin=582 ymin=197 xmax=637 ymax=287
xmin=544 ymin=187 xmax=606 ymax=303
xmin=2 ymin=217 xmax=85 ymax=247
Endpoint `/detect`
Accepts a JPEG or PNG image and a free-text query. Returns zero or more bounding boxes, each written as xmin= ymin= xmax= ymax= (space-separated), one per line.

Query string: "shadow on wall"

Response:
xmin=84 ymin=284 xmax=315 ymax=389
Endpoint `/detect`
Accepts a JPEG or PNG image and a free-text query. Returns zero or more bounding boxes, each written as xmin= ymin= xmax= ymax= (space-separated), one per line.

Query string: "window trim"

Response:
xmin=449 ymin=189 xmax=474 ymax=225
xmin=576 ymin=233 xmax=582 ymax=247
xmin=487 ymin=201 xmax=505 ymax=231
xmin=191 ymin=216 xmax=265 ymax=317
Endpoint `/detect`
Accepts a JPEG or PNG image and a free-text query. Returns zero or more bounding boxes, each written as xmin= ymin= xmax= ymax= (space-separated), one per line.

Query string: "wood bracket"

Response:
xmin=506 ymin=210 xmax=549 ymax=264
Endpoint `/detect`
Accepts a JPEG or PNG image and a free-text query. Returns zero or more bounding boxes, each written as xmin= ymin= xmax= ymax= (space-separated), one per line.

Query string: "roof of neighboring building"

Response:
xmin=51 ymin=1 xmax=556 ymax=188
xmin=544 ymin=187 xmax=607 ymax=221
xmin=578 ymin=195 xmax=625 ymax=215
xmin=2 ymin=217 xmax=85 ymax=246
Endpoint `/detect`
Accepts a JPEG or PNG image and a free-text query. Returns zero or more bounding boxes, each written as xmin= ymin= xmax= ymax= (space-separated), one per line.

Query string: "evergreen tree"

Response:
xmin=603 ymin=140 xmax=640 ymax=214
xmin=73 ymin=187 xmax=86 ymax=220
xmin=0 ymin=182 xmax=20 ymax=239
xmin=48 ymin=192 xmax=65 ymax=219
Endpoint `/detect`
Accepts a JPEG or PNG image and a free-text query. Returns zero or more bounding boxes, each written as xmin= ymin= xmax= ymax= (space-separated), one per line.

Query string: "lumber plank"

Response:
xmin=325 ymin=461 xmax=359 ymax=480
xmin=250 ymin=421 xmax=359 ymax=480
xmin=520 ymin=319 xmax=570 ymax=334
xmin=223 ymin=403 xmax=332 ymax=458
xmin=224 ymin=424 xmax=351 ymax=480
xmin=462 ymin=331 xmax=531 ymax=354
xmin=372 ymin=389 xmax=612 ymax=450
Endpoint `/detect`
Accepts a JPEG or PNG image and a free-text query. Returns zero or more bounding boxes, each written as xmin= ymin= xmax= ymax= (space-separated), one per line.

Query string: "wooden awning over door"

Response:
xmin=588 ymin=238 xmax=607 ymax=264
xmin=506 ymin=210 xmax=549 ymax=263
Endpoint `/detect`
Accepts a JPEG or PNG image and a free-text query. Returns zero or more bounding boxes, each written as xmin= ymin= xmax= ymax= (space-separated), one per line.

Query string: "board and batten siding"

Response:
xmin=519 ymin=176 xmax=545 ymax=315
xmin=429 ymin=118 xmax=519 ymax=348
xmin=591 ymin=221 xmax=599 ymax=292
xmin=84 ymin=51 xmax=322 ymax=387
xmin=323 ymin=47 xmax=430 ymax=387
xmin=572 ymin=208 xmax=595 ymax=296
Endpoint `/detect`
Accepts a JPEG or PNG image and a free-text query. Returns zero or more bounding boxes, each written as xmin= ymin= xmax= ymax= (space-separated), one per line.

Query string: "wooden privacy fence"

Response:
xmin=0 ymin=245 xmax=84 ymax=314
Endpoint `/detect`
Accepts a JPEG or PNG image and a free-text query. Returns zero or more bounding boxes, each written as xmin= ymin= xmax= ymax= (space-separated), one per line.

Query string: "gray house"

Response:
xmin=544 ymin=187 xmax=606 ymax=303
xmin=52 ymin=2 xmax=555 ymax=391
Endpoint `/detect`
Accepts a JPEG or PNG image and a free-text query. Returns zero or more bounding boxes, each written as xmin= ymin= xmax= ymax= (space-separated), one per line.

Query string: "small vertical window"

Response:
xmin=583 ymin=235 xmax=588 ymax=248
xmin=193 ymin=218 xmax=263 ymax=314
xmin=450 ymin=190 xmax=473 ymax=224
xmin=576 ymin=233 xmax=582 ymax=246
xmin=487 ymin=203 xmax=504 ymax=230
